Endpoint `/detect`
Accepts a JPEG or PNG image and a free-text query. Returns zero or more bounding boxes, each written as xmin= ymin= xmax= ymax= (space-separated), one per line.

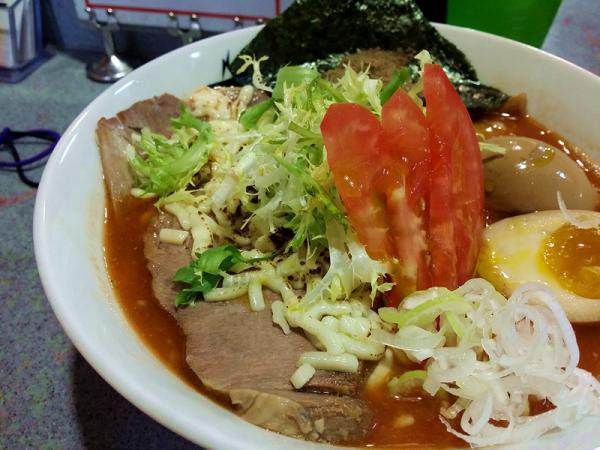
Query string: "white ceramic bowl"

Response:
xmin=34 ymin=24 xmax=600 ymax=449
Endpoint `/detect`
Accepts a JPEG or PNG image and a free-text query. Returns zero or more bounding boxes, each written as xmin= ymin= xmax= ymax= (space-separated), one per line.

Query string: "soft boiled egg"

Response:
xmin=482 ymin=136 xmax=599 ymax=213
xmin=477 ymin=210 xmax=600 ymax=323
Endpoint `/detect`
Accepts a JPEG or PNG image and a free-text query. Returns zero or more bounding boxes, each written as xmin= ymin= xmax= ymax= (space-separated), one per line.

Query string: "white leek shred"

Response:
xmin=557 ymin=190 xmax=600 ymax=229
xmin=377 ymin=278 xmax=600 ymax=446
xmin=371 ymin=326 xmax=444 ymax=362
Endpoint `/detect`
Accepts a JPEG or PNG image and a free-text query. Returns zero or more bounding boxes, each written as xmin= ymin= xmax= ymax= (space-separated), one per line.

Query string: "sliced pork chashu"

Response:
xmin=96 ymin=88 xmax=374 ymax=443
xmin=144 ymin=213 xmax=372 ymax=442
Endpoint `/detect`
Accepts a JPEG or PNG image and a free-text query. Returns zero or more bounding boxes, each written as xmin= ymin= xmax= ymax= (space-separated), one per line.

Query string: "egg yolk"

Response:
xmin=541 ymin=224 xmax=600 ymax=299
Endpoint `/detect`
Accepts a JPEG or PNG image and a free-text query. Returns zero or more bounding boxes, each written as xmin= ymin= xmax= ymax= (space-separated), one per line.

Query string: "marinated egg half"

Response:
xmin=483 ymin=136 xmax=599 ymax=213
xmin=478 ymin=210 xmax=600 ymax=322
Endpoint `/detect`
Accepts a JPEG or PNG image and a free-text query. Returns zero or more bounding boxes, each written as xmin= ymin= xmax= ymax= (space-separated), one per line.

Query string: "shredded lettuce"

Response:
xmin=406 ymin=49 xmax=433 ymax=107
xmin=336 ymin=65 xmax=381 ymax=113
xmin=272 ymin=66 xmax=319 ymax=100
xmin=235 ymin=55 xmax=272 ymax=92
xmin=239 ymin=71 xmax=346 ymax=251
xmin=128 ymin=106 xmax=212 ymax=198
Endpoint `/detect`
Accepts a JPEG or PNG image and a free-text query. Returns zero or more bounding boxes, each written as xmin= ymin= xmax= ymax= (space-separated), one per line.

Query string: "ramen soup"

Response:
xmin=97 ymin=50 xmax=600 ymax=447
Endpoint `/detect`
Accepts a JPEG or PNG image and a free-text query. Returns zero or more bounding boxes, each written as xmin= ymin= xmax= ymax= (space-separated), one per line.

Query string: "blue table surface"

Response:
xmin=0 ymin=1 xmax=598 ymax=448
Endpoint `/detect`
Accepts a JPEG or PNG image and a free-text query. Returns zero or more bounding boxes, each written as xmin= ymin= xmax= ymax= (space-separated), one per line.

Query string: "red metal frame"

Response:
xmin=84 ymin=0 xmax=282 ymax=21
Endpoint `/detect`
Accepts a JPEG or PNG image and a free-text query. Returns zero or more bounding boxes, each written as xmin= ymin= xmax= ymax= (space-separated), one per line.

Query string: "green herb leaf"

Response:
xmin=196 ymin=245 xmax=245 ymax=274
xmin=175 ymin=272 xmax=222 ymax=307
xmin=239 ymin=98 xmax=274 ymax=129
xmin=380 ymin=67 xmax=410 ymax=104
xmin=173 ymin=244 xmax=274 ymax=307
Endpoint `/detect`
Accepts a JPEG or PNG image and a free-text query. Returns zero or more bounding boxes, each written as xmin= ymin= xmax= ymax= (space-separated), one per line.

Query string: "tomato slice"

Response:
xmin=321 ymin=65 xmax=484 ymax=304
xmin=427 ymin=131 xmax=457 ymax=288
xmin=321 ymin=103 xmax=394 ymax=261
xmin=322 ymin=93 xmax=432 ymax=302
xmin=423 ymin=64 xmax=484 ymax=286
xmin=380 ymin=89 xmax=432 ymax=295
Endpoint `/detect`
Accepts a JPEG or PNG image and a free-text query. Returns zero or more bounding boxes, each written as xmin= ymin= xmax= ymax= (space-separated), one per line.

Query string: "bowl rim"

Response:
xmin=33 ymin=23 xmax=600 ymax=450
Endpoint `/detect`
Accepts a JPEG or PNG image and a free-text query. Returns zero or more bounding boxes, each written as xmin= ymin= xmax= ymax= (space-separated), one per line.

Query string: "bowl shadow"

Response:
xmin=72 ymin=352 xmax=200 ymax=449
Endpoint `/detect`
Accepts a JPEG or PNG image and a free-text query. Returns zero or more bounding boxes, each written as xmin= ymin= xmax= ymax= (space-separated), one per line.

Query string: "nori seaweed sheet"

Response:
xmin=228 ymin=0 xmax=508 ymax=112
